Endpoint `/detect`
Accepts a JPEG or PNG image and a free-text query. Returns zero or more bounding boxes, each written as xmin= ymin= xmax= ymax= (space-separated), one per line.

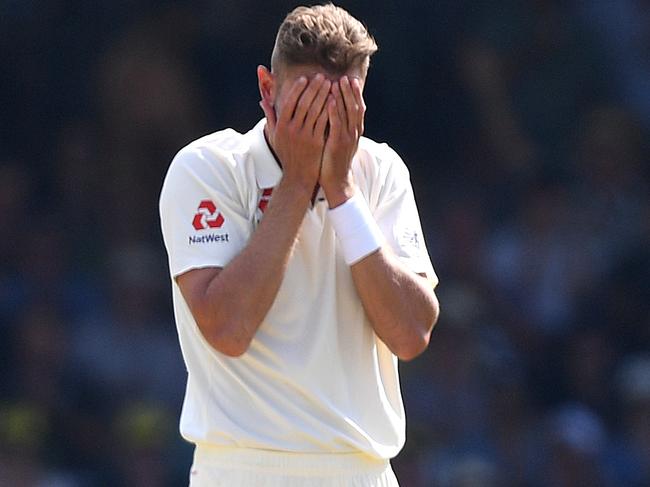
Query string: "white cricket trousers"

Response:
xmin=189 ymin=445 xmax=400 ymax=487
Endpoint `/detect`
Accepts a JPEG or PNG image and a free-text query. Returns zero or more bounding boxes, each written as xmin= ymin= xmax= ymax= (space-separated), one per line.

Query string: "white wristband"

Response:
xmin=328 ymin=193 xmax=384 ymax=265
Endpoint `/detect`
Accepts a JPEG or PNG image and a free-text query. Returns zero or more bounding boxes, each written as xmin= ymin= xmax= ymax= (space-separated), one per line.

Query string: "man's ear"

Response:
xmin=257 ymin=65 xmax=276 ymax=106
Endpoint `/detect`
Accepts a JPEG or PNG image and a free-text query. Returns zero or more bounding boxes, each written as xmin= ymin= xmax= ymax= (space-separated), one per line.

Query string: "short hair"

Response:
xmin=271 ymin=3 xmax=378 ymax=76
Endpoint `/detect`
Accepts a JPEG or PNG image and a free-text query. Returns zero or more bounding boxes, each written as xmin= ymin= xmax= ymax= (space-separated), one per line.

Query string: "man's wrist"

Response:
xmin=322 ymin=177 xmax=356 ymax=209
xmin=276 ymin=176 xmax=316 ymax=205
xmin=328 ymin=193 xmax=384 ymax=265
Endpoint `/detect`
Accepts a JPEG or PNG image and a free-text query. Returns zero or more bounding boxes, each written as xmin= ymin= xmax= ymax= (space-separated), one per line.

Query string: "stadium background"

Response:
xmin=1 ymin=1 xmax=649 ymax=485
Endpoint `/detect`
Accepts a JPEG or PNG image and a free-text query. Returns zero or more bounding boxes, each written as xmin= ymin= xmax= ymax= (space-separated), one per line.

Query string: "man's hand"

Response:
xmin=260 ymin=74 xmax=331 ymax=192
xmin=321 ymin=76 xmax=365 ymax=208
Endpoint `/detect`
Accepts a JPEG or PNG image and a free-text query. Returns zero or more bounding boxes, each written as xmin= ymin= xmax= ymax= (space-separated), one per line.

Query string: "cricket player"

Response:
xmin=159 ymin=4 xmax=440 ymax=486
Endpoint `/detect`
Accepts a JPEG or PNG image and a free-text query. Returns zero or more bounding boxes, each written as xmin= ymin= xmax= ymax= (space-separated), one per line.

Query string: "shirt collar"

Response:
xmin=249 ymin=119 xmax=282 ymax=189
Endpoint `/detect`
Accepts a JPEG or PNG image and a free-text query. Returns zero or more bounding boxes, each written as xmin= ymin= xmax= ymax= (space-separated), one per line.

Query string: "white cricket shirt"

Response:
xmin=159 ymin=120 xmax=437 ymax=460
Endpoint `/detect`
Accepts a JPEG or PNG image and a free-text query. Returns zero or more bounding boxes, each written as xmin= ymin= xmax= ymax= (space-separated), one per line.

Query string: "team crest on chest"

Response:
xmin=255 ymin=187 xmax=274 ymax=225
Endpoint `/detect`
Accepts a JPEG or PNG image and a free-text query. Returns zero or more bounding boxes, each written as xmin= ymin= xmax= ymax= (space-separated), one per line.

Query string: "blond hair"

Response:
xmin=271 ymin=3 xmax=378 ymax=76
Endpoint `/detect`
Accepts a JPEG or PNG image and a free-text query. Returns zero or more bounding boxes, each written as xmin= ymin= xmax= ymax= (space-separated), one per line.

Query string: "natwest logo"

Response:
xmin=192 ymin=200 xmax=224 ymax=230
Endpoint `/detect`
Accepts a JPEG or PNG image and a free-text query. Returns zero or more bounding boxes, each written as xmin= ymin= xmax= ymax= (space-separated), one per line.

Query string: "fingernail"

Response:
xmin=299 ymin=76 xmax=307 ymax=83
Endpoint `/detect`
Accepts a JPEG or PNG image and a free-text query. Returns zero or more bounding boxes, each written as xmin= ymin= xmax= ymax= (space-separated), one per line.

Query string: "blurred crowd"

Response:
xmin=1 ymin=1 xmax=649 ymax=486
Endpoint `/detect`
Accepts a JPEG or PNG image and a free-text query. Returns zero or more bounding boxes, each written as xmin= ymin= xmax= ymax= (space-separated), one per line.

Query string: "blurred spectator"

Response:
xmin=96 ymin=4 xmax=208 ymax=244
xmin=561 ymin=327 xmax=617 ymax=419
xmin=53 ymin=119 xmax=107 ymax=271
xmin=483 ymin=180 xmax=577 ymax=338
xmin=6 ymin=305 xmax=70 ymax=413
xmin=578 ymin=1 xmax=650 ymax=129
xmin=569 ymin=105 xmax=649 ymax=288
xmin=108 ymin=402 xmax=183 ymax=487
xmin=0 ymin=402 xmax=83 ymax=487
xmin=70 ymin=243 xmax=184 ymax=409
xmin=541 ymin=403 xmax=609 ymax=487
xmin=0 ymin=162 xmax=33 ymax=327
xmin=607 ymin=355 xmax=650 ymax=486
xmin=459 ymin=0 xmax=607 ymax=183
xmin=0 ymin=402 xmax=57 ymax=487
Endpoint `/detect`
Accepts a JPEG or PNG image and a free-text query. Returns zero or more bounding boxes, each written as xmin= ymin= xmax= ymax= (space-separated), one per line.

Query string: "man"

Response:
xmin=159 ymin=4 xmax=439 ymax=486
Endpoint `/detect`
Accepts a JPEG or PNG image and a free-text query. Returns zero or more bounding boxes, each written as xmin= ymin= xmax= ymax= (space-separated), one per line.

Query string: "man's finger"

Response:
xmin=327 ymin=94 xmax=341 ymax=141
xmin=351 ymin=78 xmax=366 ymax=135
xmin=306 ymin=79 xmax=331 ymax=131
xmin=314 ymin=94 xmax=332 ymax=139
xmin=278 ymin=76 xmax=308 ymax=126
xmin=293 ymin=74 xmax=325 ymax=127
xmin=332 ymin=82 xmax=347 ymax=130
xmin=340 ymin=76 xmax=359 ymax=134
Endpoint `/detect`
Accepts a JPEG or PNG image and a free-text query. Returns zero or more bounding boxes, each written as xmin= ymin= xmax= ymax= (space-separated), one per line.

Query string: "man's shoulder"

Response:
xmin=358 ymin=136 xmax=409 ymax=176
xmin=171 ymin=127 xmax=252 ymax=172
xmin=160 ymin=126 xmax=259 ymax=207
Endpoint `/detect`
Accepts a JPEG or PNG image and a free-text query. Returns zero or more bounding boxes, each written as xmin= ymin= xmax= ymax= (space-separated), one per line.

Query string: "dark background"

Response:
xmin=1 ymin=1 xmax=649 ymax=486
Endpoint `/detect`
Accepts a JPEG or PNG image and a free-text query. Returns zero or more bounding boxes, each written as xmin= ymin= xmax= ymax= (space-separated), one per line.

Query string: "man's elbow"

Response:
xmin=393 ymin=323 xmax=433 ymax=361
xmin=430 ymin=294 xmax=440 ymax=329
xmin=395 ymin=303 xmax=439 ymax=361
xmin=210 ymin=331 xmax=250 ymax=357
xmin=196 ymin=315 xmax=252 ymax=357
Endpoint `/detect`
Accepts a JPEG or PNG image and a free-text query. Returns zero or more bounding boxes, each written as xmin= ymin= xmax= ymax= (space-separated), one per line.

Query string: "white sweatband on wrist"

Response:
xmin=328 ymin=193 xmax=384 ymax=265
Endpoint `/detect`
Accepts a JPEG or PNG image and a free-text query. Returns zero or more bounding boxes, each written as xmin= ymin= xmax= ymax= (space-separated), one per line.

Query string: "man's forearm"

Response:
xmin=199 ymin=178 xmax=312 ymax=355
xmin=190 ymin=71 xmax=331 ymax=356
xmin=350 ymin=249 xmax=439 ymax=361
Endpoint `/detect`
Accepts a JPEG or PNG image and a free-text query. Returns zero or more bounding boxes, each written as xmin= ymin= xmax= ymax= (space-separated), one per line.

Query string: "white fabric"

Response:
xmin=328 ymin=193 xmax=384 ymax=265
xmin=159 ymin=119 xmax=438 ymax=462
xmin=189 ymin=446 xmax=399 ymax=487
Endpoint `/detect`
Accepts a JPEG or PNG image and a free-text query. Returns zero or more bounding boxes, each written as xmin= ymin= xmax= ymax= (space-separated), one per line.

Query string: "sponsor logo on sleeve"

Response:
xmin=192 ymin=200 xmax=224 ymax=230
xmin=189 ymin=200 xmax=229 ymax=245
xmin=399 ymin=228 xmax=421 ymax=250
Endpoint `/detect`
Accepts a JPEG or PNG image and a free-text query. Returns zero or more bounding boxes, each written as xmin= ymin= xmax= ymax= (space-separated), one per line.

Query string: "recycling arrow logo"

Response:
xmin=192 ymin=200 xmax=224 ymax=230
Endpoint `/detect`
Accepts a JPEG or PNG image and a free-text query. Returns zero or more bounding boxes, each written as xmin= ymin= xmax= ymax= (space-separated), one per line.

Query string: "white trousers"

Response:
xmin=189 ymin=446 xmax=400 ymax=487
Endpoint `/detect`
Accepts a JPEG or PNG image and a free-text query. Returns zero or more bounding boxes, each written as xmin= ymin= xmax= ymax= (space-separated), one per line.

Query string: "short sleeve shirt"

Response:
xmin=159 ymin=120 xmax=438 ymax=460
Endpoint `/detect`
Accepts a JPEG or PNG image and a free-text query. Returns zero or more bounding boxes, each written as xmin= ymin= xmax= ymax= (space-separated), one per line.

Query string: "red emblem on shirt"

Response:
xmin=192 ymin=200 xmax=224 ymax=230
xmin=258 ymin=188 xmax=273 ymax=213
